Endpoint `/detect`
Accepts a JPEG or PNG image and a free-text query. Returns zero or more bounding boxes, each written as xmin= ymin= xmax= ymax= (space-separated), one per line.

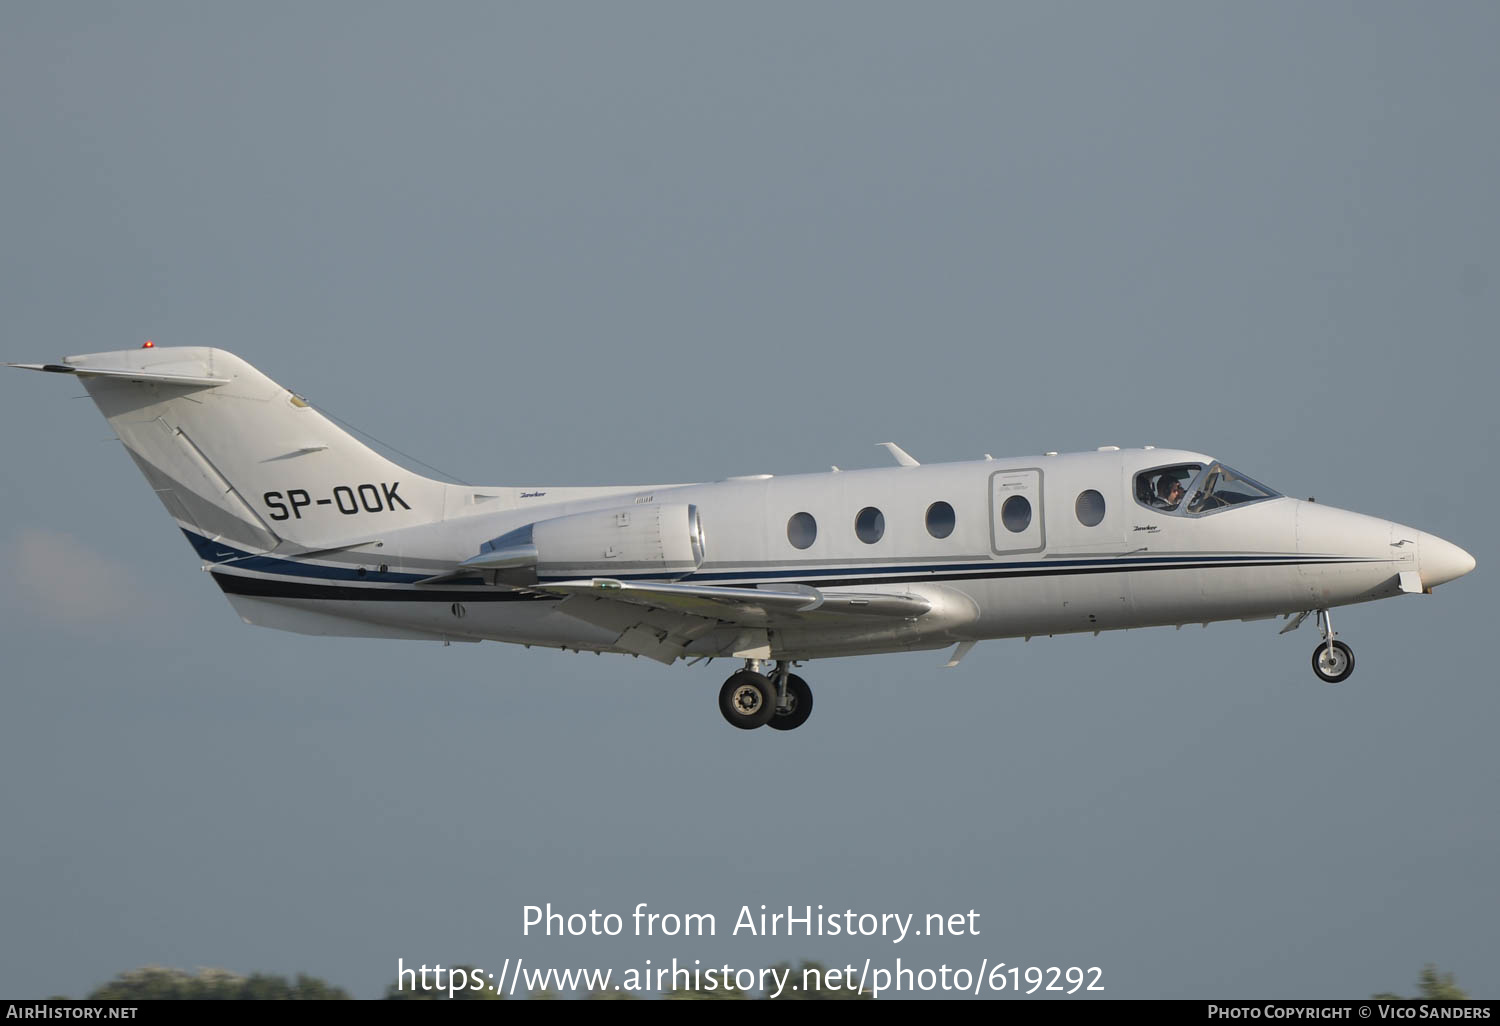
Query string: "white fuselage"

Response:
xmin=209 ymin=447 xmax=1463 ymax=662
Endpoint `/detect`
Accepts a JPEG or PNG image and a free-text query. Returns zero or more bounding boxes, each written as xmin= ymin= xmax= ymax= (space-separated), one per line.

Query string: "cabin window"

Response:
xmin=1000 ymin=495 xmax=1031 ymax=533
xmin=1134 ymin=464 xmax=1202 ymax=513
xmin=925 ymin=501 xmax=956 ymax=539
xmin=855 ymin=507 xmax=885 ymax=544
xmin=1075 ymin=489 xmax=1106 ymax=527
xmin=787 ymin=512 xmax=817 ymax=549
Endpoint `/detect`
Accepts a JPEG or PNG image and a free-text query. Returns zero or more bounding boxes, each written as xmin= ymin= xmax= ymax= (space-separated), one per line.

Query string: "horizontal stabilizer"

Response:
xmin=6 ymin=362 xmax=230 ymax=388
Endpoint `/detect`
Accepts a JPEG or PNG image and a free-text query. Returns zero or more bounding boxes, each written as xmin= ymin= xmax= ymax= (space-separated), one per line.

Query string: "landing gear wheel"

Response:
xmin=1312 ymin=640 xmax=1354 ymax=684
xmin=719 ymin=671 xmax=777 ymax=729
xmin=766 ymin=674 xmax=813 ymax=731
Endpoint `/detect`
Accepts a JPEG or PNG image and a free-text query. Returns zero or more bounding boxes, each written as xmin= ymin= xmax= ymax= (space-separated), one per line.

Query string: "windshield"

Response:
xmin=1184 ymin=462 xmax=1280 ymax=514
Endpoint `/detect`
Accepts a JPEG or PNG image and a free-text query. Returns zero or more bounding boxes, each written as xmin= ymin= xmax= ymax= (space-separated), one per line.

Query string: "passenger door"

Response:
xmin=989 ymin=469 xmax=1045 ymax=555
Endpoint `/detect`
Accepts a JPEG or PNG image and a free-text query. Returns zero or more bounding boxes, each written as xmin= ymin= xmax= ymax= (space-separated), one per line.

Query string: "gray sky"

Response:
xmin=2 ymin=1 xmax=1496 ymax=1000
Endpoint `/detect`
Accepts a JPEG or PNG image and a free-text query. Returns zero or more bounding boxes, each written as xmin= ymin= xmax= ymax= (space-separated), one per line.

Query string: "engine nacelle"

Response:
xmin=470 ymin=503 xmax=706 ymax=581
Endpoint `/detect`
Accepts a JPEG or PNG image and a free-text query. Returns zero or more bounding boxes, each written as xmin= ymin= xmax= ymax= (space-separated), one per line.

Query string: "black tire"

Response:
xmin=719 ymin=671 xmax=776 ymax=729
xmin=766 ymin=674 xmax=814 ymax=732
xmin=1311 ymin=640 xmax=1354 ymax=684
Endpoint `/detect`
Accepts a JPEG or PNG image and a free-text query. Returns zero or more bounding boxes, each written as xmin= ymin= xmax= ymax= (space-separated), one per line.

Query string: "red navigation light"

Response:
xmin=142 ymin=340 xmax=155 ymax=349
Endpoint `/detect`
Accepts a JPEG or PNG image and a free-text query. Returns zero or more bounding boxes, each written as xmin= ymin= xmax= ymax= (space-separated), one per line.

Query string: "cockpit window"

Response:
xmin=1135 ymin=464 xmax=1201 ymax=513
xmin=1184 ymin=462 xmax=1279 ymax=514
xmin=1136 ymin=462 xmax=1280 ymax=516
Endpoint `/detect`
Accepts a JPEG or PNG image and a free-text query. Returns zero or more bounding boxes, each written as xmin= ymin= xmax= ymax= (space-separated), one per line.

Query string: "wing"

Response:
xmin=537 ymin=578 xmax=931 ymax=620
xmin=531 ymin=577 xmax=933 ymax=665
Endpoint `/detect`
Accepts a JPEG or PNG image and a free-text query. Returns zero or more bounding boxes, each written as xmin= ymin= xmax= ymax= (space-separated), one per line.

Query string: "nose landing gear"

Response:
xmin=718 ymin=660 xmax=815 ymax=731
xmin=1310 ymin=609 xmax=1355 ymax=684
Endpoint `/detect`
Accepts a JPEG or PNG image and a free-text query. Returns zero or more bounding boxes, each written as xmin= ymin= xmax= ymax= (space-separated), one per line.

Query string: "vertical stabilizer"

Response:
xmin=58 ymin=347 xmax=448 ymax=557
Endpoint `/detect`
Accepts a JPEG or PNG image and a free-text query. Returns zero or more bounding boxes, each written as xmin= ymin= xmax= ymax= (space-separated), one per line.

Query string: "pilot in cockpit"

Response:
xmin=1154 ymin=474 xmax=1186 ymax=511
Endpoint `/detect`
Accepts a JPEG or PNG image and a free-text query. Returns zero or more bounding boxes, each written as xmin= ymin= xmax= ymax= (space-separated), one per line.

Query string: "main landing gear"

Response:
xmin=1310 ymin=609 xmax=1355 ymax=684
xmin=718 ymin=660 xmax=814 ymax=731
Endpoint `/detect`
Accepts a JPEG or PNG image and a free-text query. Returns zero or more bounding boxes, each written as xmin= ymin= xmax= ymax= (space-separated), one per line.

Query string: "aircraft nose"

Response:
xmin=1418 ymin=532 xmax=1477 ymax=589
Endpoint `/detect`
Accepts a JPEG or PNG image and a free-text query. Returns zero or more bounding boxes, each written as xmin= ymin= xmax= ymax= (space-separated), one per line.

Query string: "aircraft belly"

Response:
xmin=1129 ymin=563 xmax=1310 ymax=626
xmin=957 ymin=559 xmax=1324 ymax=638
xmin=960 ymin=574 xmax=1122 ymax=638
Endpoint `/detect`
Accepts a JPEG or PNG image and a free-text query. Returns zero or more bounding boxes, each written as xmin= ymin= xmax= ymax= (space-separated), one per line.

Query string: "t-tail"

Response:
xmin=9 ymin=347 xmax=449 ymax=563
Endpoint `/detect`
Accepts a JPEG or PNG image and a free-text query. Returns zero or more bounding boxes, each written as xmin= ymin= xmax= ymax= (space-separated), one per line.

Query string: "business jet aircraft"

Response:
xmin=11 ymin=346 xmax=1476 ymax=731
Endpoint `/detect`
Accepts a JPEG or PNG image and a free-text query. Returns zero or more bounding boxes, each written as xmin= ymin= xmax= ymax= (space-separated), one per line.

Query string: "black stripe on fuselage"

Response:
xmin=212 ymin=572 xmax=554 ymax=603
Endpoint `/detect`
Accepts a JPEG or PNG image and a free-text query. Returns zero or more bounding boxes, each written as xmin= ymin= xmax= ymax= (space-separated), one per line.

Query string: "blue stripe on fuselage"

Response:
xmin=185 ymin=529 xmax=1381 ymax=598
xmin=182 ymin=529 xmax=431 ymax=583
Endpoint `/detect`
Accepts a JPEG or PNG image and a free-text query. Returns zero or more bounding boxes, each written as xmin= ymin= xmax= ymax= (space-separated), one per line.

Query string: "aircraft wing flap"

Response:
xmin=553 ymin=594 xmax=718 ymax=664
xmin=542 ymin=578 xmax=934 ymax=665
xmin=535 ymin=578 xmax=930 ymax=624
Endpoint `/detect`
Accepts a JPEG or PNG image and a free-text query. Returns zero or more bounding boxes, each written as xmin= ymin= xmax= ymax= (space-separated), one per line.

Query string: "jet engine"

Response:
xmin=466 ymin=502 xmax=706 ymax=582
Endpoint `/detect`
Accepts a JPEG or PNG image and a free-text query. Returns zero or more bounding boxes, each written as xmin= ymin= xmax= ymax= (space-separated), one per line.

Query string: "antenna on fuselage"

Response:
xmin=877 ymin=442 xmax=920 ymax=467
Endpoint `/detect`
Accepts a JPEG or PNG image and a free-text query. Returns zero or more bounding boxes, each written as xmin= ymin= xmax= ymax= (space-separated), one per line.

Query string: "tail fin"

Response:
xmin=23 ymin=347 xmax=449 ymax=558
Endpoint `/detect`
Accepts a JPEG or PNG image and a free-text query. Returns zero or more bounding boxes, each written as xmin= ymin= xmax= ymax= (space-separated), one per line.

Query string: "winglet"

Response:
xmin=877 ymin=442 xmax=920 ymax=467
